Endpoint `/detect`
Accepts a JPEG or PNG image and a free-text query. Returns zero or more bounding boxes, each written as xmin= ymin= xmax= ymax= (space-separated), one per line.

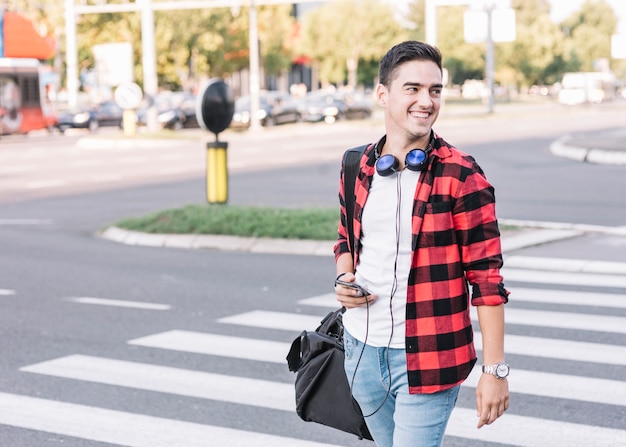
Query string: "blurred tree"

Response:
xmin=153 ymin=7 xmax=249 ymax=91
xmin=257 ymin=5 xmax=297 ymax=77
xmin=435 ymin=5 xmax=484 ymax=85
xmin=406 ymin=0 xmax=426 ymax=42
xmin=561 ymin=0 xmax=618 ymax=72
xmin=404 ymin=1 xmax=483 ymax=85
xmin=298 ymin=0 xmax=406 ymax=88
xmin=498 ymin=0 xmax=569 ymax=88
xmin=76 ymin=11 xmax=142 ymax=90
xmin=73 ymin=4 xmax=295 ymax=93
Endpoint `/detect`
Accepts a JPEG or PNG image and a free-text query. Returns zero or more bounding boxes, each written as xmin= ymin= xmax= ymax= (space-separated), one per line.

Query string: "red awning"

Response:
xmin=3 ymin=12 xmax=55 ymax=60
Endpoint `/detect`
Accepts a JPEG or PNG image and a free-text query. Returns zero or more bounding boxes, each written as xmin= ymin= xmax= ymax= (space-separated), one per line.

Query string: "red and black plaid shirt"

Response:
xmin=334 ymin=134 xmax=509 ymax=394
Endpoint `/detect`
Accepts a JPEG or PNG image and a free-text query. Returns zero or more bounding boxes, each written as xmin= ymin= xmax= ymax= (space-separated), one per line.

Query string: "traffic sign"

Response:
xmin=114 ymin=82 xmax=143 ymax=110
xmin=195 ymin=79 xmax=234 ymax=137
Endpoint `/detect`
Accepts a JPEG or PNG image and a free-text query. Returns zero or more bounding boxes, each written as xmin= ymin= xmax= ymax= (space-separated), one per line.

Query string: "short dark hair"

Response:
xmin=378 ymin=41 xmax=442 ymax=87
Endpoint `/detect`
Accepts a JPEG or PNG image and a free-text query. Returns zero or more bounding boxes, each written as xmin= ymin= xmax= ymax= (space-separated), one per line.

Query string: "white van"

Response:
xmin=558 ymin=72 xmax=617 ymax=105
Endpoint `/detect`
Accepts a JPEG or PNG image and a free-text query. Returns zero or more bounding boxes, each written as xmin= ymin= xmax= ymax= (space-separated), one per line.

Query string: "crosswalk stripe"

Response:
xmin=0 ymin=392 xmax=341 ymax=447
xmin=19 ymin=347 xmax=626 ymax=409
xmin=66 ymin=297 xmax=171 ymax=310
xmin=306 ymin=291 xmax=626 ymax=333
xmin=502 ymin=267 xmax=626 ymax=288
xmin=131 ymin=326 xmax=626 ymax=368
xmin=18 ymin=353 xmax=626 ymax=437
xmin=20 ymin=355 xmax=294 ymax=412
xmin=298 ymin=288 xmax=626 ymax=311
xmin=218 ymin=310 xmax=321 ymax=332
xmin=511 ymin=287 xmax=626 ymax=309
xmin=128 ymin=330 xmax=290 ymax=363
xmin=505 ymin=255 xmax=626 ymax=275
xmin=447 ymin=407 xmax=626 ymax=447
xmin=219 ymin=309 xmax=626 ymax=366
xmin=473 ymin=332 xmax=626 ymax=366
xmin=219 ymin=307 xmax=626 ymax=335
xmin=493 ymin=307 xmax=626 ymax=334
xmin=4 ymin=390 xmax=623 ymax=447
xmin=463 ymin=365 xmax=626 ymax=406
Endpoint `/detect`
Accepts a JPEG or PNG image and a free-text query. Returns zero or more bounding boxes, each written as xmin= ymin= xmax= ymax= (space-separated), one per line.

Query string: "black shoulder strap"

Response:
xmin=342 ymin=144 xmax=368 ymax=256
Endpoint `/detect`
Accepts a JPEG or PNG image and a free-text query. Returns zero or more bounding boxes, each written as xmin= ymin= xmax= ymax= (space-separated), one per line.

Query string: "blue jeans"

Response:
xmin=344 ymin=330 xmax=460 ymax=447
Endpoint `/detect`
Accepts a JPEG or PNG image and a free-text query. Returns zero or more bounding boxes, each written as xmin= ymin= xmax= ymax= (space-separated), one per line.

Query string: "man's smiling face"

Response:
xmin=377 ymin=59 xmax=443 ymax=148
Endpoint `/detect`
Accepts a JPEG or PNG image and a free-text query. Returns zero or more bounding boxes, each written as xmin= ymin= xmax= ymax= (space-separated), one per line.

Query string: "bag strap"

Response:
xmin=286 ymin=330 xmax=307 ymax=372
xmin=342 ymin=144 xmax=368 ymax=256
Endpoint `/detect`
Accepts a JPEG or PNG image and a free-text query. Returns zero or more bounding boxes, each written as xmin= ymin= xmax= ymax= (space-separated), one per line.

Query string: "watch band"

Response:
xmin=482 ymin=362 xmax=510 ymax=379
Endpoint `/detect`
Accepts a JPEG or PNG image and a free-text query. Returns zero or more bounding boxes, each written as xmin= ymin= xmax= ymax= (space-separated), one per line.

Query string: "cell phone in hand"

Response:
xmin=334 ymin=279 xmax=369 ymax=297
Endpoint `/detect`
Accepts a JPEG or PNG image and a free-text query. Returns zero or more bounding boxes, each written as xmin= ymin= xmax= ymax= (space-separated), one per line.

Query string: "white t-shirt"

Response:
xmin=343 ymin=168 xmax=422 ymax=348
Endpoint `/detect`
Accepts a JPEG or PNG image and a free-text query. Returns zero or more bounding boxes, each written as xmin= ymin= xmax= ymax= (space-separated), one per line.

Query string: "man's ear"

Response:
xmin=376 ymin=83 xmax=387 ymax=106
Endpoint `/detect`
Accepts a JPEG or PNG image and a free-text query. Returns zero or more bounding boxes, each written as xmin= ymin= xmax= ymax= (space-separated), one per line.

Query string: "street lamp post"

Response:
xmin=485 ymin=2 xmax=495 ymax=114
xmin=248 ymin=0 xmax=262 ymax=131
xmin=426 ymin=0 xmax=514 ymax=115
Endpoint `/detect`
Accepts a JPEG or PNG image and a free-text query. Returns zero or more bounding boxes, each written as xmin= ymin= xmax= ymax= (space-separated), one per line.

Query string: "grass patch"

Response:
xmin=114 ymin=204 xmax=520 ymax=241
xmin=115 ymin=204 xmax=340 ymax=240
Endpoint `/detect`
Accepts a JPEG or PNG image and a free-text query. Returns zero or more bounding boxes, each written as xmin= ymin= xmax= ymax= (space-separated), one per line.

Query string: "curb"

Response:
xmin=99 ymin=226 xmax=334 ymax=256
xmin=99 ymin=224 xmax=600 ymax=257
xmin=549 ymin=137 xmax=626 ymax=165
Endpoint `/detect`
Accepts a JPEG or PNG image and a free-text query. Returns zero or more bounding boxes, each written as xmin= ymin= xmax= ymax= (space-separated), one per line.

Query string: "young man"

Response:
xmin=334 ymin=41 xmax=509 ymax=447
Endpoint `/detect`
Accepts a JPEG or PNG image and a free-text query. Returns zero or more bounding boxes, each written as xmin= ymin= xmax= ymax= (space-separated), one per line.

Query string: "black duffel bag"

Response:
xmin=286 ymin=308 xmax=372 ymax=441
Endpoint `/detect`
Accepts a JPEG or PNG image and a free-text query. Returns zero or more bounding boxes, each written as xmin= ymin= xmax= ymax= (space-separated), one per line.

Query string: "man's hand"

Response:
xmin=476 ymin=373 xmax=509 ymax=428
xmin=334 ymin=273 xmax=378 ymax=308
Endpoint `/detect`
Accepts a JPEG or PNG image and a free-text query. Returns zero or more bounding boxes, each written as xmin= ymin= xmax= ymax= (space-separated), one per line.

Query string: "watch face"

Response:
xmin=496 ymin=363 xmax=509 ymax=378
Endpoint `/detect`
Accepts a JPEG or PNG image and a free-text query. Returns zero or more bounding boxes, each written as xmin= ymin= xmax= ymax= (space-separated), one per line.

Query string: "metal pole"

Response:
xmin=139 ymin=0 xmax=159 ymax=131
xmin=248 ymin=0 xmax=262 ymax=131
xmin=485 ymin=3 xmax=495 ymax=114
xmin=64 ymin=0 xmax=79 ymax=108
xmin=425 ymin=0 xmax=437 ymax=45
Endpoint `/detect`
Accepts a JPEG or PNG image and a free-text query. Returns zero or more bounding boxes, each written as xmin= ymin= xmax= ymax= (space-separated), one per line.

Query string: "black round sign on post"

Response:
xmin=195 ymin=78 xmax=234 ymax=139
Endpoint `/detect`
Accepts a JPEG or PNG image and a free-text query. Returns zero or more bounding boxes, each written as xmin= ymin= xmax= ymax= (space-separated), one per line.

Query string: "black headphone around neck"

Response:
xmin=374 ymin=133 xmax=435 ymax=177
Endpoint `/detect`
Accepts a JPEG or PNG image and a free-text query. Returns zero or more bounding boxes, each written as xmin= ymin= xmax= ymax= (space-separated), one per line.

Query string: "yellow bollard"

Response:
xmin=206 ymin=141 xmax=228 ymax=203
xmin=122 ymin=109 xmax=137 ymax=136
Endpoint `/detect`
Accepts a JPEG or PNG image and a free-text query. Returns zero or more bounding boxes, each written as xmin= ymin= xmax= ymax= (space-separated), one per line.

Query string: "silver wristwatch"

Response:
xmin=482 ymin=362 xmax=510 ymax=379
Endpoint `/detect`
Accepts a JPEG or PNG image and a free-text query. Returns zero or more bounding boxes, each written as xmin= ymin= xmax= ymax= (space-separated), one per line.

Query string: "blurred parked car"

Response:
xmin=298 ymin=91 xmax=372 ymax=123
xmin=231 ymin=91 xmax=301 ymax=127
xmin=56 ymin=106 xmax=99 ymax=133
xmin=56 ymin=100 xmax=124 ymax=133
xmin=136 ymin=93 xmax=199 ymax=130
xmin=94 ymin=101 xmax=125 ymax=127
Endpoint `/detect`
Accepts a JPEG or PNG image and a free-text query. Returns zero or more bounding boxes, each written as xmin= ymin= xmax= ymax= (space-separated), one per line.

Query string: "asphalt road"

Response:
xmin=1 ymin=100 xmax=625 ymax=446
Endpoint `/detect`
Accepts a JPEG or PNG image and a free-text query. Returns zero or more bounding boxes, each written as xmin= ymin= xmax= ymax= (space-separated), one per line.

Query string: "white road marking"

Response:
xmin=0 ymin=392 xmax=341 ymax=447
xmin=218 ymin=310 xmax=320 ymax=332
xmin=463 ymin=365 xmax=626 ymax=406
xmin=128 ymin=330 xmax=289 ymax=363
xmin=502 ymin=267 xmax=626 ymax=288
xmin=511 ymin=287 xmax=626 ymax=309
xmin=447 ymin=407 xmax=626 ymax=447
xmin=129 ymin=326 xmax=626 ymax=367
xmin=18 ymin=352 xmax=626 ymax=429
xmin=505 ymin=255 xmax=626 ymax=275
xmin=219 ymin=307 xmax=626 ymax=365
xmin=481 ymin=307 xmax=626 ymax=334
xmin=219 ymin=307 xmax=626 ymax=334
xmin=0 ymin=289 xmax=16 ymax=296
xmin=66 ymin=297 xmax=171 ymax=310
xmin=21 ymin=355 xmax=293 ymax=412
xmin=473 ymin=332 xmax=626 ymax=366
xmin=298 ymin=287 xmax=626 ymax=311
